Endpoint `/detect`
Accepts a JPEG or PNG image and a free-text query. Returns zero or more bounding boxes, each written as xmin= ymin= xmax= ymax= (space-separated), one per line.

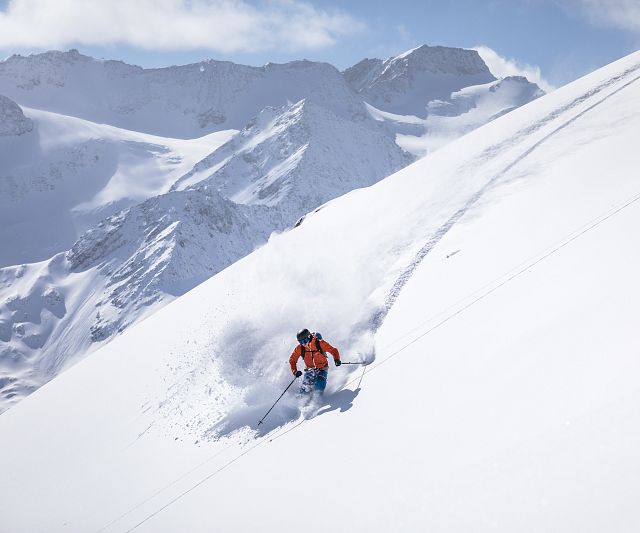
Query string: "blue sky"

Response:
xmin=1 ymin=0 xmax=639 ymax=88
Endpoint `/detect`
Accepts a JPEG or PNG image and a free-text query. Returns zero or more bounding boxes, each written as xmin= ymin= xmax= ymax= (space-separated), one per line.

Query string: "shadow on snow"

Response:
xmin=208 ymin=385 xmax=362 ymax=439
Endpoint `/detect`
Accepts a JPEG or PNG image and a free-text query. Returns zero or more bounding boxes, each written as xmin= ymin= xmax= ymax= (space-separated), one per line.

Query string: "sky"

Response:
xmin=0 ymin=0 xmax=639 ymax=89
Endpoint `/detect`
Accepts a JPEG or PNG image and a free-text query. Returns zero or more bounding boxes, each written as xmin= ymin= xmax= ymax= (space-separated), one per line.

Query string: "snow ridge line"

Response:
xmin=371 ymin=64 xmax=640 ymax=332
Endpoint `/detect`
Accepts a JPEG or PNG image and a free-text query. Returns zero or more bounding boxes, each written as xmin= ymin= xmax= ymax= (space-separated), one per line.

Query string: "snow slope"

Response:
xmin=1 ymin=49 xmax=640 ymax=532
xmin=0 ymin=98 xmax=235 ymax=267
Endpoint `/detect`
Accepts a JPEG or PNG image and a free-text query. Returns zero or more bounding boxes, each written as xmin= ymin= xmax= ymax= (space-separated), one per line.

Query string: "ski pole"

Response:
xmin=257 ymin=375 xmax=298 ymax=426
xmin=340 ymin=362 xmax=369 ymax=365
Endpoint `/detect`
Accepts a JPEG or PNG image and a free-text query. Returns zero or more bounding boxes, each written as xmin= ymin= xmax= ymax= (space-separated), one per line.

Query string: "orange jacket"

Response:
xmin=289 ymin=335 xmax=340 ymax=375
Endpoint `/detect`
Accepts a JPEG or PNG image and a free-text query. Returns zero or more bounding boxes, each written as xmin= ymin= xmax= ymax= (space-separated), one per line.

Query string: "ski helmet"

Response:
xmin=296 ymin=328 xmax=311 ymax=343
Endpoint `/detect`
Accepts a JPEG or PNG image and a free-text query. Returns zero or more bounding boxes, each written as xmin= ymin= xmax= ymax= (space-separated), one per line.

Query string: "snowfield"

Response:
xmin=1 ymin=48 xmax=639 ymax=533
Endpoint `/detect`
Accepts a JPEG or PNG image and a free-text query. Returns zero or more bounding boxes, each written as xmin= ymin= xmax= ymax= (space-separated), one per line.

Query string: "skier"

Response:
xmin=289 ymin=328 xmax=341 ymax=395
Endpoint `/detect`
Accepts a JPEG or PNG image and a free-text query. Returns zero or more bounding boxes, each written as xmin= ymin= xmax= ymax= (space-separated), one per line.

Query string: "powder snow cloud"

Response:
xmin=0 ymin=0 xmax=364 ymax=52
xmin=474 ymin=46 xmax=555 ymax=92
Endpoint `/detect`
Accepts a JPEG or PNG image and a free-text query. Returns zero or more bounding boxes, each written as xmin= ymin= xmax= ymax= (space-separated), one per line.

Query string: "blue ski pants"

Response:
xmin=299 ymin=368 xmax=328 ymax=395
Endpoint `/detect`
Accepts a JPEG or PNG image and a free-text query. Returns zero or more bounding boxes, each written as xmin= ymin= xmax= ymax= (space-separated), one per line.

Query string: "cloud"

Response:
xmin=0 ymin=0 xmax=364 ymax=53
xmin=474 ymin=46 xmax=555 ymax=92
xmin=571 ymin=0 xmax=640 ymax=33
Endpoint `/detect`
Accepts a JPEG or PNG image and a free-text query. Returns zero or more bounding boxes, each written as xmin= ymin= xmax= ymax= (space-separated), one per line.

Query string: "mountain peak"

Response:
xmin=390 ymin=44 xmax=492 ymax=76
xmin=173 ymin=95 xmax=409 ymax=210
xmin=343 ymin=44 xmax=496 ymax=117
xmin=6 ymin=48 xmax=95 ymax=65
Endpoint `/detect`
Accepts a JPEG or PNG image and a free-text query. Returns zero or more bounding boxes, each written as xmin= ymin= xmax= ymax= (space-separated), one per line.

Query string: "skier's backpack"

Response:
xmin=300 ymin=332 xmax=326 ymax=359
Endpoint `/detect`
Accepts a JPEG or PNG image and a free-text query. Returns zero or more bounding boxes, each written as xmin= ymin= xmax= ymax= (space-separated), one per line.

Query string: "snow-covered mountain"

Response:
xmin=1 ymin=48 xmax=639 ymax=532
xmin=172 ymin=97 xmax=411 ymax=219
xmin=0 ymin=185 xmax=279 ymax=408
xmin=0 ymin=96 xmax=235 ymax=267
xmin=0 ymin=47 xmax=544 ymax=150
xmin=0 ymin=50 xmax=368 ymax=138
xmin=345 ymin=45 xmax=544 ymax=157
xmin=344 ymin=44 xmax=497 ymax=116
xmin=0 ymin=46 xmax=545 ymax=414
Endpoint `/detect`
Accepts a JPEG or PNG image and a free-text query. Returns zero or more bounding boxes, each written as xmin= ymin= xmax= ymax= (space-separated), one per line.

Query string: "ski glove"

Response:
xmin=335 ymin=360 xmax=342 ymax=367
xmin=294 ymin=370 xmax=303 ymax=377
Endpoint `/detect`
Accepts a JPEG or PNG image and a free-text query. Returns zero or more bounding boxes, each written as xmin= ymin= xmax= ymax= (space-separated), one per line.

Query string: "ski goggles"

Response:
xmin=298 ymin=336 xmax=310 ymax=345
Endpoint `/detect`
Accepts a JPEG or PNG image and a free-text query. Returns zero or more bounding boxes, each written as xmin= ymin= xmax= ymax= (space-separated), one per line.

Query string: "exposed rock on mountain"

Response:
xmin=0 ymin=95 xmax=33 ymax=136
xmin=0 ymin=185 xmax=278 ymax=409
xmin=173 ymin=98 xmax=412 ymax=223
xmin=344 ymin=45 xmax=496 ymax=117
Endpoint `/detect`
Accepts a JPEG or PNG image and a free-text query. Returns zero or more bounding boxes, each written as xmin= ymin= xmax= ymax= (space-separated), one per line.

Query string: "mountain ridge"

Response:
xmin=0 ymin=49 xmax=368 ymax=138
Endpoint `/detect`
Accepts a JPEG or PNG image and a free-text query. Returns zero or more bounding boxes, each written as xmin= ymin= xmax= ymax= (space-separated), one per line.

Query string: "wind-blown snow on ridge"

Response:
xmin=388 ymin=75 xmax=545 ymax=157
xmin=1 ymin=49 xmax=639 ymax=532
xmin=345 ymin=45 xmax=544 ymax=158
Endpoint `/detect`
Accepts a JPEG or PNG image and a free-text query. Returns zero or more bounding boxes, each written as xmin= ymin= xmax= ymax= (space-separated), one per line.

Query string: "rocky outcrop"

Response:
xmin=0 ymin=95 xmax=33 ymax=136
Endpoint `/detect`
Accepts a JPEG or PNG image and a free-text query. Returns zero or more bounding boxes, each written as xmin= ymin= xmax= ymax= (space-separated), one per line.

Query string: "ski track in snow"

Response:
xmin=372 ymin=62 xmax=640 ymax=331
